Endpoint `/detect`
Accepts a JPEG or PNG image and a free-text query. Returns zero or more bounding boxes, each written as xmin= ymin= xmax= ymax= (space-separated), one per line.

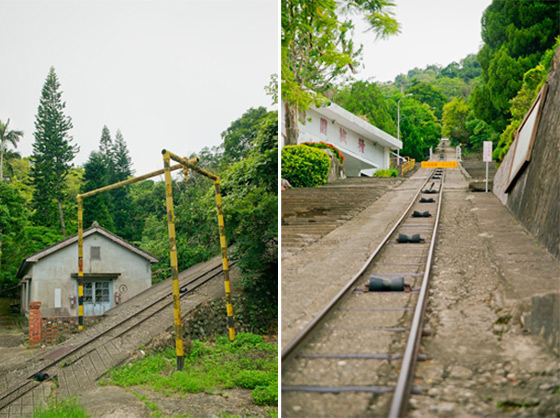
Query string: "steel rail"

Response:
xmin=281 ymin=169 xmax=436 ymax=363
xmin=0 ymin=260 xmax=234 ymax=410
xmin=389 ymin=169 xmax=446 ymax=417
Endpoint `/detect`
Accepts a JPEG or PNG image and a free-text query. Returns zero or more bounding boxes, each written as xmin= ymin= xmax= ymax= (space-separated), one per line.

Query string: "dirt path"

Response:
xmin=79 ymin=386 xmax=275 ymax=418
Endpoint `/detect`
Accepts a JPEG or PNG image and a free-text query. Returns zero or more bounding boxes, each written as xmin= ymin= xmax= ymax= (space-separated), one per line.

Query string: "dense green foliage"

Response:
xmin=334 ymin=81 xmax=397 ymax=136
xmin=103 ymin=333 xmax=277 ymax=406
xmin=333 ymin=78 xmax=441 ymax=162
xmin=222 ymin=107 xmax=269 ymax=163
xmin=405 ymin=82 xmax=447 ymax=119
xmin=81 ymin=126 xmax=135 ymax=239
xmin=0 ymin=119 xmax=24 ymax=182
xmin=301 ymin=141 xmax=344 ymax=164
xmin=281 ymin=145 xmax=330 ymax=188
xmin=220 ymin=112 xmax=278 ymax=328
xmin=390 ymin=54 xmax=481 ymax=100
xmin=473 ymin=0 xmax=559 ymax=132
xmin=30 ymin=67 xmax=79 ymax=237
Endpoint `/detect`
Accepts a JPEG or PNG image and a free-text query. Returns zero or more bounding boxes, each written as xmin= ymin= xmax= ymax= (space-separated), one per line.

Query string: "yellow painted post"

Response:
xmin=162 ymin=151 xmax=185 ymax=371
xmin=161 ymin=149 xmax=236 ymax=342
xmin=76 ymin=162 xmax=193 ymax=332
xmin=213 ymin=179 xmax=235 ymax=341
xmin=77 ymin=197 xmax=84 ymax=331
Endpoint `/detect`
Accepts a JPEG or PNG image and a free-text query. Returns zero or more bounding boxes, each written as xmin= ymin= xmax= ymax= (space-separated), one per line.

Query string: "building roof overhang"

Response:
xmin=16 ymin=223 xmax=160 ymax=279
xmin=312 ymin=102 xmax=402 ymax=150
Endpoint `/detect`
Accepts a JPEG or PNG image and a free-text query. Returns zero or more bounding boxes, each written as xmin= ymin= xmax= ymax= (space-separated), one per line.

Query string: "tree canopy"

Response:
xmin=281 ymin=0 xmax=400 ymax=144
xmin=472 ymin=0 xmax=560 ymax=131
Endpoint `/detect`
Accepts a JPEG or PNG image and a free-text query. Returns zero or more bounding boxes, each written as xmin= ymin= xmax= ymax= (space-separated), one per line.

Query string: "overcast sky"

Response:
xmin=353 ymin=0 xmax=493 ymax=83
xmin=0 ymin=0 xmax=278 ymax=175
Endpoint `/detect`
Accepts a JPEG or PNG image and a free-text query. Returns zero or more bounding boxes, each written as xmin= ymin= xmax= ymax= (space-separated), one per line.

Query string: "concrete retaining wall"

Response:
xmin=493 ymin=46 xmax=560 ymax=355
xmin=523 ymin=293 xmax=559 ymax=356
xmin=493 ymin=46 xmax=560 ymax=260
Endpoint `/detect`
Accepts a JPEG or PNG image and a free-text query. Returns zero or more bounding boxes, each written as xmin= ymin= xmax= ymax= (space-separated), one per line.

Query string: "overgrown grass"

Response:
xmin=32 ymin=397 xmax=89 ymax=418
xmin=102 ymin=333 xmax=277 ymax=406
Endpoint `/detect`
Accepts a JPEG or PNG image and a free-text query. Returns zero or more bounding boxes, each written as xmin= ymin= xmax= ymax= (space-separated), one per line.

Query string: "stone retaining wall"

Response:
xmin=184 ymin=295 xmax=275 ymax=340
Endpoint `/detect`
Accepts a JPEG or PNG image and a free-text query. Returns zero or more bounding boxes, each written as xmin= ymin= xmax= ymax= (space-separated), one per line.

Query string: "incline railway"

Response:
xmin=282 ymin=144 xmax=450 ymax=417
xmin=0 ymin=255 xmax=235 ymax=417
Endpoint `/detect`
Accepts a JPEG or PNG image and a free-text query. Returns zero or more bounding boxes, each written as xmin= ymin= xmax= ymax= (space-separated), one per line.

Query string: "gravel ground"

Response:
xmin=410 ymin=155 xmax=559 ymax=417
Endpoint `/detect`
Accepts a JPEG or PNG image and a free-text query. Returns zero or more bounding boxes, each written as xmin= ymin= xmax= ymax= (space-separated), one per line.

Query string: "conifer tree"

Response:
xmin=110 ymin=129 xmax=134 ymax=239
xmin=112 ymin=130 xmax=133 ymax=181
xmin=99 ymin=125 xmax=114 ymax=167
xmin=81 ymin=151 xmax=114 ymax=230
xmin=30 ymin=67 xmax=79 ymax=236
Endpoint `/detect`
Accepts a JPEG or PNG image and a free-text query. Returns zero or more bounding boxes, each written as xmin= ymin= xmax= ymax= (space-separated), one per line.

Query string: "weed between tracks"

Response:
xmin=32 ymin=397 xmax=88 ymax=418
xmin=100 ymin=333 xmax=278 ymax=408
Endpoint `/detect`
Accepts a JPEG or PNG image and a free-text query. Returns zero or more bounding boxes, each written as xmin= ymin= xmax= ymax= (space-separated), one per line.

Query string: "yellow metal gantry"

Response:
xmin=77 ymin=163 xmax=188 ymax=331
xmin=161 ymin=149 xmax=236 ymax=348
xmin=77 ymin=152 xmax=235 ymax=372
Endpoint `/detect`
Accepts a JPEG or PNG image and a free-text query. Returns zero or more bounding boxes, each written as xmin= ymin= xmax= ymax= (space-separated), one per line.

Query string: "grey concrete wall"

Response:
xmin=524 ymin=293 xmax=559 ymax=355
xmin=493 ymin=46 xmax=560 ymax=260
xmin=29 ymin=233 xmax=152 ymax=316
xmin=324 ymin=149 xmax=346 ymax=182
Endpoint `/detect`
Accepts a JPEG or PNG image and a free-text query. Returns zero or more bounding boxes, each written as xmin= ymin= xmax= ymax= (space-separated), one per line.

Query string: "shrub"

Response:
xmin=373 ymin=168 xmax=399 ymax=178
xmin=301 ymin=142 xmax=345 ymax=164
xmin=234 ymin=370 xmax=274 ymax=389
xmin=281 ymin=145 xmax=330 ymax=188
xmin=251 ymin=384 xmax=278 ymax=406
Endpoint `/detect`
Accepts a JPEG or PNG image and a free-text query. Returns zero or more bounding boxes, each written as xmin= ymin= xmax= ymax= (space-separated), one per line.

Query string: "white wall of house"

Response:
xmin=21 ymin=232 xmax=152 ymax=317
xmin=284 ymin=102 xmax=401 ymax=177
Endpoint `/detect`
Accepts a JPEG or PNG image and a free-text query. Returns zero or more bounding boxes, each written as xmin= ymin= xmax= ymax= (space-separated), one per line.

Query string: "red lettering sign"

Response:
xmin=358 ymin=138 xmax=365 ymax=153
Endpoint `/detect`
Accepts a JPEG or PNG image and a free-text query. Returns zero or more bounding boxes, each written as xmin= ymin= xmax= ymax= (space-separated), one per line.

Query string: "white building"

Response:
xmin=17 ymin=222 xmax=159 ymax=317
xmin=284 ymin=102 xmax=402 ymax=176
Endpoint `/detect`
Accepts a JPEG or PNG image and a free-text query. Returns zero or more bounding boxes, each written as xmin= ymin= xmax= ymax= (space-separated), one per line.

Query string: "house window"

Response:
xmin=84 ymin=282 xmax=93 ymax=303
xmin=91 ymin=246 xmax=101 ymax=260
xmin=320 ymin=118 xmax=328 ymax=135
xmin=95 ymin=282 xmax=110 ymax=303
xmin=358 ymin=138 xmax=365 ymax=153
xmin=339 ymin=128 xmax=347 ymax=143
xmin=83 ymin=281 xmax=109 ymax=303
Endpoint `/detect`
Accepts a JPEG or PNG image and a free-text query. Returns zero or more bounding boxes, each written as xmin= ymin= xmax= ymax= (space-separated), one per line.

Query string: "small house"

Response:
xmin=17 ymin=222 xmax=159 ymax=318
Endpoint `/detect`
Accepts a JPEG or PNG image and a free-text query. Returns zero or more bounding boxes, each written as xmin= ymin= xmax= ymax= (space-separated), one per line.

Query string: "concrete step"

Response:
xmin=281 ymin=178 xmax=401 ymax=255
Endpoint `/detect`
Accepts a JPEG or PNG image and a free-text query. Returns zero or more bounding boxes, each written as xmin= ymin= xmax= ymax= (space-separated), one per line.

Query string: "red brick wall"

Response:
xmin=41 ymin=317 xmax=79 ymax=344
xmin=28 ymin=302 xmax=42 ymax=346
xmin=40 ymin=316 xmax=103 ymax=345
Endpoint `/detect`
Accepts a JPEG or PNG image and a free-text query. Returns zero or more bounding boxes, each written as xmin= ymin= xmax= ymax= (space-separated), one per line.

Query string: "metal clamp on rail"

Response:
xmin=397 ymin=233 xmax=424 ymax=243
xmin=412 ymin=210 xmax=431 ymax=218
xmin=368 ymin=276 xmax=406 ymax=292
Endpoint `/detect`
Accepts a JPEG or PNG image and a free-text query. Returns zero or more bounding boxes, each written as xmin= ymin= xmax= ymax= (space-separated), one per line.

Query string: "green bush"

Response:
xmin=234 ymin=370 xmax=274 ymax=389
xmin=301 ymin=142 xmax=344 ymax=164
xmin=281 ymin=145 xmax=330 ymax=188
xmin=373 ymin=168 xmax=398 ymax=178
xmin=251 ymin=384 xmax=278 ymax=406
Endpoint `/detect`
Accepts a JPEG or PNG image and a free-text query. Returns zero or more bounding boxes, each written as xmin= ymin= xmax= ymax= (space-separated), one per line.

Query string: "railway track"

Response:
xmin=0 ymin=257 xmax=233 ymax=417
xmin=282 ymin=152 xmax=447 ymax=417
